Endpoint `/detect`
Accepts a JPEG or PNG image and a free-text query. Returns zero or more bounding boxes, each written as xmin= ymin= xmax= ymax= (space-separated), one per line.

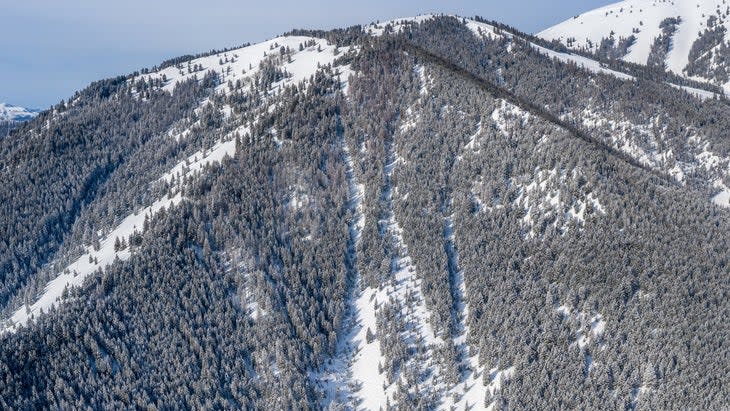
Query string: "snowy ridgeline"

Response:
xmin=467 ymin=17 xmax=721 ymax=100
xmin=137 ymin=35 xmax=355 ymax=98
xmin=2 ymin=36 xmax=354 ymax=334
xmin=539 ymin=0 xmax=730 ymax=95
xmin=372 ymin=15 xmax=722 ymax=100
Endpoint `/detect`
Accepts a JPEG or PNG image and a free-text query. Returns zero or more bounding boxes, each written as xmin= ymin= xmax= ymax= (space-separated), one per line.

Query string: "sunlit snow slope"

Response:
xmin=0 ymin=103 xmax=38 ymax=123
xmin=540 ymin=0 xmax=730 ymax=93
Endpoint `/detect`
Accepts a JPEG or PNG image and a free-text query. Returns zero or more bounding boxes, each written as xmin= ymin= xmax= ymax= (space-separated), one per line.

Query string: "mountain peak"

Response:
xmin=0 ymin=102 xmax=39 ymax=123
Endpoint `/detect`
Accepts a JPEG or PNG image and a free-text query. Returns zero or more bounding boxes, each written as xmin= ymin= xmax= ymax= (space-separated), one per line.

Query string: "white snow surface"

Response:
xmin=539 ymin=0 xmax=730 ymax=92
xmin=712 ymin=188 xmax=730 ymax=207
xmin=556 ymin=305 xmax=607 ymax=351
xmin=137 ymin=35 xmax=353 ymax=96
xmin=365 ymin=15 xmax=437 ymax=36
xmin=0 ymin=103 xmax=38 ymax=123
xmin=160 ymin=127 xmax=247 ymax=184
xmin=319 ymin=135 xmax=445 ymax=409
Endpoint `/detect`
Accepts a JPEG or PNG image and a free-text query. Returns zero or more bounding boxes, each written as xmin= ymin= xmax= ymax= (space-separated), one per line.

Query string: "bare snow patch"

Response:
xmin=557 ymin=305 xmax=607 ymax=350
xmin=161 ymin=127 xmax=247 ymax=185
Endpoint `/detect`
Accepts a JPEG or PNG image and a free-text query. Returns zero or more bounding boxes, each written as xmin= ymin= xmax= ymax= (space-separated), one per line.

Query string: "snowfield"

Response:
xmin=539 ymin=0 xmax=730 ymax=94
xmin=137 ymin=35 xmax=353 ymax=97
xmin=0 ymin=103 xmax=38 ymax=123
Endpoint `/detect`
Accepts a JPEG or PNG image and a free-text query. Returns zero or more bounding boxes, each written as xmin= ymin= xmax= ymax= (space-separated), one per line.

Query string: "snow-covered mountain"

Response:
xmin=1 ymin=14 xmax=729 ymax=411
xmin=0 ymin=103 xmax=38 ymax=123
xmin=539 ymin=0 xmax=730 ymax=94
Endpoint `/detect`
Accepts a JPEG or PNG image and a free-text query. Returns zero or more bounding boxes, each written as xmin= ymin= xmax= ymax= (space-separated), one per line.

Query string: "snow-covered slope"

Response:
xmin=539 ymin=0 xmax=730 ymax=94
xmin=136 ymin=35 xmax=353 ymax=97
xmin=368 ymin=15 xmax=719 ymax=100
xmin=0 ymin=103 xmax=38 ymax=123
xmin=1 ymin=35 xmax=353 ymax=334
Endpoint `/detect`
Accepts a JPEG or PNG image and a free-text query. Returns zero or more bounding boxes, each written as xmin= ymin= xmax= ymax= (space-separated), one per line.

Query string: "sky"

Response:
xmin=0 ymin=0 xmax=617 ymax=109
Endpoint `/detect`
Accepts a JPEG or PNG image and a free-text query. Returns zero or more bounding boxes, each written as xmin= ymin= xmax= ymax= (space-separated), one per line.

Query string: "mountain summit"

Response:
xmin=540 ymin=0 xmax=730 ymax=94
xmin=0 ymin=103 xmax=38 ymax=123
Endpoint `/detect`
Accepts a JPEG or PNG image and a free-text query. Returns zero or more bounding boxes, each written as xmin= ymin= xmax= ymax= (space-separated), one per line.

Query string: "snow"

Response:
xmin=539 ymin=0 xmax=730 ymax=92
xmin=669 ymin=83 xmax=719 ymax=100
xmin=2 ymin=194 xmax=183 ymax=334
xmin=440 ymin=213 xmax=507 ymax=411
xmin=509 ymin=167 xmax=605 ymax=238
xmin=712 ymin=187 xmax=730 ymax=207
xmin=365 ymin=15 xmax=437 ymax=36
xmin=160 ymin=128 xmax=245 ymax=184
xmin=557 ymin=305 xmax=571 ymax=318
xmin=465 ymin=20 xmax=508 ymax=41
xmin=319 ymin=154 xmax=446 ymax=409
xmin=535 ymin=44 xmax=634 ymax=81
xmin=348 ymin=287 xmax=390 ymax=410
xmin=557 ymin=306 xmax=607 ymax=350
xmin=315 ymin=136 xmax=371 ymax=408
xmin=630 ymin=381 xmax=651 ymax=410
xmin=415 ymin=64 xmax=430 ymax=96
xmin=0 ymin=103 xmax=38 ymax=123
xmin=137 ymin=35 xmax=353 ymax=97
xmin=591 ymin=314 xmax=606 ymax=337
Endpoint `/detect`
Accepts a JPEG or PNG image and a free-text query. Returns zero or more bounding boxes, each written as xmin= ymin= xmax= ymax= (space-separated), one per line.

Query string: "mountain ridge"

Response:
xmin=0 ymin=14 xmax=728 ymax=411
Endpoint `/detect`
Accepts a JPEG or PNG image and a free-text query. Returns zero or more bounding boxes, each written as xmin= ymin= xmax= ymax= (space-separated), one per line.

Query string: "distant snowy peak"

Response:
xmin=0 ymin=103 xmax=38 ymax=123
xmin=539 ymin=0 xmax=730 ymax=93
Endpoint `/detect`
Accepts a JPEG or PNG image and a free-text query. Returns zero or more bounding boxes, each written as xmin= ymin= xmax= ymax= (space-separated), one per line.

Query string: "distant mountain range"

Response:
xmin=0 ymin=103 xmax=39 ymax=123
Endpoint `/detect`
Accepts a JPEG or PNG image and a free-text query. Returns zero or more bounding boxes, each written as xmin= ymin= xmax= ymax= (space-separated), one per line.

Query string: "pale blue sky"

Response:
xmin=0 ymin=0 xmax=616 ymax=108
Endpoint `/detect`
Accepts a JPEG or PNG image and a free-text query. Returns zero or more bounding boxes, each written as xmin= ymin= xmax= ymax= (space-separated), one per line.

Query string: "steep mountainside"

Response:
xmin=540 ymin=0 xmax=730 ymax=94
xmin=0 ymin=15 xmax=728 ymax=410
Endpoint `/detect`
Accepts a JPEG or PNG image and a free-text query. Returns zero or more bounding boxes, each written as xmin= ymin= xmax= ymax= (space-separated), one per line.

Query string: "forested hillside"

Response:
xmin=0 ymin=15 xmax=728 ymax=410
